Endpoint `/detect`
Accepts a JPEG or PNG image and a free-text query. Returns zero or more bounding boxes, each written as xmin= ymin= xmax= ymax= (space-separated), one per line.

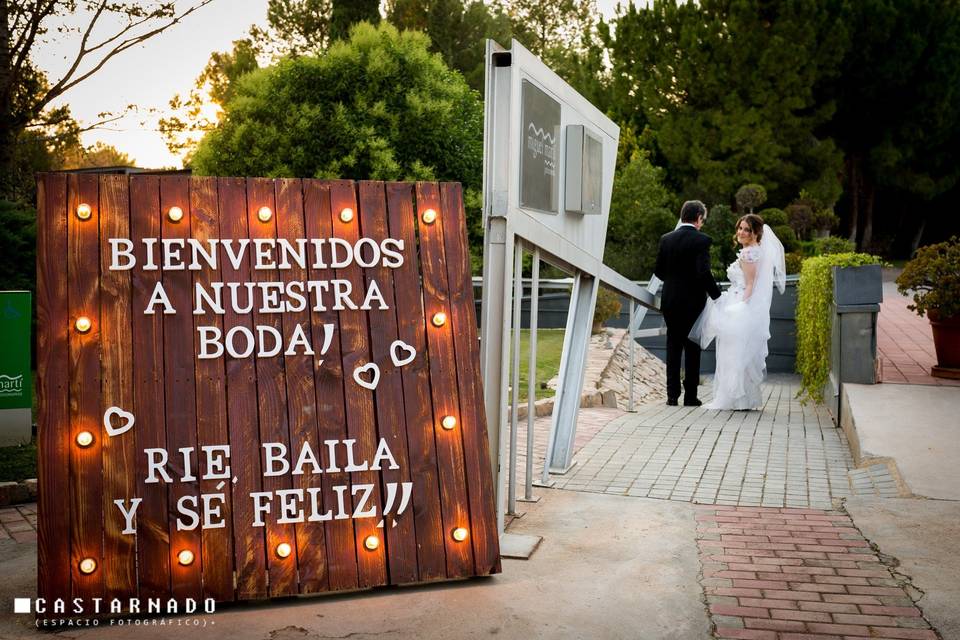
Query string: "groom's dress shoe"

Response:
xmin=666 ymin=398 xmax=679 ymax=406
xmin=684 ymin=398 xmax=703 ymax=407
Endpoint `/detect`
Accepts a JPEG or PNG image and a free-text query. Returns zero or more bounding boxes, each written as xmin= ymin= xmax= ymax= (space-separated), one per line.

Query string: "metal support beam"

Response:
xmin=507 ymin=241 xmax=523 ymax=515
xmin=542 ymin=271 xmax=598 ymax=479
xmin=519 ymin=247 xmax=541 ymax=503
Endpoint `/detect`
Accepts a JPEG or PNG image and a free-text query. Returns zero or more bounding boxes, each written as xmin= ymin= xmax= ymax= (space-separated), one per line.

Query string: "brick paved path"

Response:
xmin=540 ymin=375 xmax=889 ymax=509
xmin=879 ymin=280 xmax=960 ymax=387
xmin=0 ymin=502 xmax=36 ymax=543
xmin=697 ymin=505 xmax=938 ymax=640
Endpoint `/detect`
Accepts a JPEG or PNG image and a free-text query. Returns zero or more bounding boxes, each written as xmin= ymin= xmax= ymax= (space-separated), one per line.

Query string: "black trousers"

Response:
xmin=664 ymin=312 xmax=701 ymax=401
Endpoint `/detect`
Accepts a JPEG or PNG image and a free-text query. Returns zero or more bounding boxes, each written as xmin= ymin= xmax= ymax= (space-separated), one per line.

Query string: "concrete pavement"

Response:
xmin=845 ymin=497 xmax=960 ymax=640
xmin=841 ymin=382 xmax=960 ymax=500
xmin=0 ymin=490 xmax=710 ymax=640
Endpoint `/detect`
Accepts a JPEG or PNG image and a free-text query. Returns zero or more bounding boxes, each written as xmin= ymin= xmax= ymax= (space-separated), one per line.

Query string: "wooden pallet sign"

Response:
xmin=36 ymin=174 xmax=500 ymax=612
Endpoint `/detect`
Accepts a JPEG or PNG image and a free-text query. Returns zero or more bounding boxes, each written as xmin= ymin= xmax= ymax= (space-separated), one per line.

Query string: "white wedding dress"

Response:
xmin=689 ymin=225 xmax=786 ymax=410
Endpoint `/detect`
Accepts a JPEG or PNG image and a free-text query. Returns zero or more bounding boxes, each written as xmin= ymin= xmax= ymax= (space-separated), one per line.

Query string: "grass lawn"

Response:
xmin=515 ymin=329 xmax=566 ymax=401
xmin=0 ymin=440 xmax=37 ymax=482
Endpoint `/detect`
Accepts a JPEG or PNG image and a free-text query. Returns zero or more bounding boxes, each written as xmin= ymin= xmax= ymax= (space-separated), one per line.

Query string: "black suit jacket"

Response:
xmin=654 ymin=225 xmax=722 ymax=323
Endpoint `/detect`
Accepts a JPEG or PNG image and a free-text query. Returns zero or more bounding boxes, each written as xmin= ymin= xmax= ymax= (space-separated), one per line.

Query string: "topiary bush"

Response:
xmin=757 ymin=207 xmax=787 ymax=227
xmin=896 ymin=236 xmax=960 ymax=319
xmin=795 ymin=252 xmax=883 ymax=401
xmin=736 ymin=183 xmax=767 ymax=213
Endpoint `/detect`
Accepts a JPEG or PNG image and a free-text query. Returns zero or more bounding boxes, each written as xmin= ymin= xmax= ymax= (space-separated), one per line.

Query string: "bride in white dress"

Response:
xmin=689 ymin=214 xmax=786 ymax=410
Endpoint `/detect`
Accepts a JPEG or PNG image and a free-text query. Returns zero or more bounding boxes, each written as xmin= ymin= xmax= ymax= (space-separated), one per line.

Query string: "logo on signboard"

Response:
xmin=520 ymin=79 xmax=561 ymax=213
xmin=0 ymin=374 xmax=23 ymax=397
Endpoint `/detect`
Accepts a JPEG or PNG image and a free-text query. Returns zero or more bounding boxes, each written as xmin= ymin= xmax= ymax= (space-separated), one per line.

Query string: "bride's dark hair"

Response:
xmin=734 ymin=213 xmax=764 ymax=246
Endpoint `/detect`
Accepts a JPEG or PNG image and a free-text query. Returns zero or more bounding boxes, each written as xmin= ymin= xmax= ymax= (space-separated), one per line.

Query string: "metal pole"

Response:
xmin=628 ymin=297 xmax=636 ymax=412
xmin=507 ymin=240 xmax=523 ymax=515
xmin=521 ymin=247 xmax=540 ymax=502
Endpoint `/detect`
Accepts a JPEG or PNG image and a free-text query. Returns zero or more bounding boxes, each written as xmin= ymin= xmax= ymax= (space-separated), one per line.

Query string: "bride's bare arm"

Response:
xmin=741 ymin=259 xmax=758 ymax=301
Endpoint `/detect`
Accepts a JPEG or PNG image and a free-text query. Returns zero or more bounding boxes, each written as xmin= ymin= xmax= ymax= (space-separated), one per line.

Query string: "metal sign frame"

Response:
xmin=481 ymin=40 xmax=657 ymax=535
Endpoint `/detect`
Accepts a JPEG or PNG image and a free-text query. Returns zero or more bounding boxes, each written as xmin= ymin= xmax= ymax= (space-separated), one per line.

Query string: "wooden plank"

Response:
xmin=359 ymin=181 xmax=418 ymax=585
xmin=99 ymin=174 xmax=138 ymax=599
xmin=415 ymin=182 xmax=474 ymax=578
xmin=246 ymin=177 xmax=298 ymax=597
xmin=67 ymin=172 xmax=104 ymax=600
xmin=439 ymin=182 xmax=501 ymax=575
xmin=36 ymin=173 xmax=71 ymax=607
xmin=218 ymin=177 xmax=268 ymax=600
xmin=190 ymin=176 xmax=236 ymax=601
xmin=130 ymin=175 xmax=171 ymax=598
xmin=329 ymin=179 xmax=388 ymax=588
xmin=274 ymin=178 xmax=328 ymax=594
xmin=385 ymin=182 xmax=446 ymax=581
xmin=159 ymin=176 xmax=202 ymax=600
xmin=302 ymin=180 xmax=358 ymax=591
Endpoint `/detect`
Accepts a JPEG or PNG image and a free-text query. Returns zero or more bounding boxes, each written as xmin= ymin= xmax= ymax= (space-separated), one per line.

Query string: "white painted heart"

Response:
xmin=103 ymin=406 xmax=136 ymax=437
xmin=390 ymin=340 xmax=417 ymax=367
xmin=353 ymin=362 xmax=381 ymax=390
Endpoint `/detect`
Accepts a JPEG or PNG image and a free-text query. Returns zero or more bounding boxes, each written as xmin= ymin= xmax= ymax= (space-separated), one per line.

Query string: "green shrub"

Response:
xmin=812 ymin=235 xmax=855 ymax=256
xmin=785 ymin=252 xmax=804 ymax=274
xmin=703 ymin=203 xmax=738 ymax=277
xmin=593 ymin=287 xmax=623 ymax=333
xmin=772 ymin=224 xmax=798 ymax=252
xmin=0 ymin=200 xmax=36 ymax=293
xmin=896 ymin=236 xmax=960 ymax=319
xmin=787 ymin=200 xmax=839 ymax=240
xmin=795 ymin=252 xmax=883 ymax=401
xmin=757 ymin=207 xmax=787 ymax=226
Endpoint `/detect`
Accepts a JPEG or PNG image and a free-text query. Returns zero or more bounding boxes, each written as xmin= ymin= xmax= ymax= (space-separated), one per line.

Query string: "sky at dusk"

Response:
xmin=33 ymin=1 xmax=633 ymax=169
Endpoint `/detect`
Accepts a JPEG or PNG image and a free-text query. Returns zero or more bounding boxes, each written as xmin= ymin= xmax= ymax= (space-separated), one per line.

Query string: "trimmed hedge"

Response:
xmin=795 ymin=252 xmax=882 ymax=402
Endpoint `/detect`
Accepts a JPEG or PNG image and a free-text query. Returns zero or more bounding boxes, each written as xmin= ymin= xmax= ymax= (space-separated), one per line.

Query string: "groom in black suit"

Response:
xmin=654 ymin=200 xmax=722 ymax=406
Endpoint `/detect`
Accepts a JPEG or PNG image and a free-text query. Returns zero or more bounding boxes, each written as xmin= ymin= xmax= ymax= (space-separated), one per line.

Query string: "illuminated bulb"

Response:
xmin=364 ymin=535 xmax=380 ymax=551
xmin=78 ymin=558 xmax=97 ymax=574
xmin=177 ymin=549 xmax=195 ymax=566
xmin=452 ymin=527 xmax=468 ymax=542
xmin=422 ymin=208 xmax=437 ymax=224
xmin=75 ymin=316 xmax=92 ymax=333
xmin=257 ymin=206 xmax=273 ymax=222
xmin=75 ymin=431 xmax=94 ymax=448
xmin=275 ymin=542 xmax=292 ymax=558
xmin=76 ymin=203 xmax=92 ymax=220
xmin=431 ymin=312 xmax=447 ymax=327
xmin=167 ymin=206 xmax=184 ymax=222
xmin=339 ymin=207 xmax=354 ymax=223
xmin=441 ymin=415 xmax=457 ymax=430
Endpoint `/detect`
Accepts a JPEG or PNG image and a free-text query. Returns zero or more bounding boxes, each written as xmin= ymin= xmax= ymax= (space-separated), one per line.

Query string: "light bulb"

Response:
xmin=78 ymin=558 xmax=97 ymax=574
xmin=452 ymin=527 xmax=468 ymax=542
xmin=257 ymin=206 xmax=273 ymax=222
xmin=441 ymin=415 xmax=457 ymax=430
xmin=177 ymin=549 xmax=195 ymax=566
xmin=431 ymin=312 xmax=447 ymax=327
xmin=75 ymin=431 xmax=94 ymax=448
xmin=276 ymin=542 xmax=292 ymax=558
xmin=76 ymin=203 xmax=92 ymax=220
xmin=167 ymin=206 xmax=184 ymax=222
xmin=340 ymin=207 xmax=354 ymax=223
xmin=364 ymin=535 xmax=380 ymax=551
xmin=422 ymin=208 xmax=437 ymax=224
xmin=75 ymin=316 xmax=92 ymax=333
